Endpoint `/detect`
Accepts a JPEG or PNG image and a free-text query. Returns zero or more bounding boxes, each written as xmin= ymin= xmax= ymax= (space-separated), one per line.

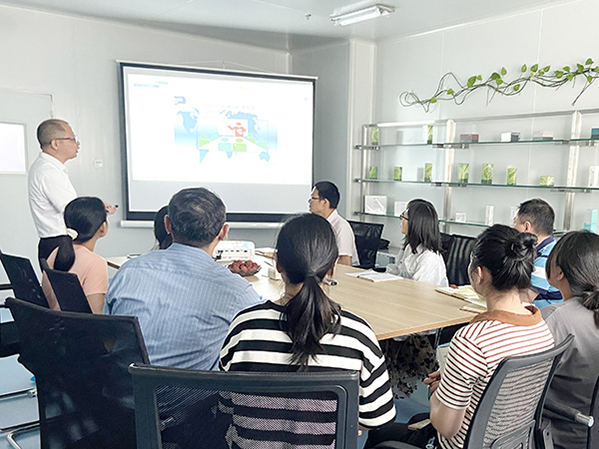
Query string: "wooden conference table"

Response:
xmin=107 ymin=256 xmax=476 ymax=341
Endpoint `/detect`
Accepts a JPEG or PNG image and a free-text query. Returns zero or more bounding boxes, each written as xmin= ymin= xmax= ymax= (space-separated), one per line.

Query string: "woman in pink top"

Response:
xmin=42 ymin=197 xmax=109 ymax=313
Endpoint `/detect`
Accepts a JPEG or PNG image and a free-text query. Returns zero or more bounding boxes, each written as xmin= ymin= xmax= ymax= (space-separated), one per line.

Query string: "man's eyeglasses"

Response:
xmin=309 ymin=196 xmax=322 ymax=202
xmin=399 ymin=211 xmax=408 ymax=221
xmin=55 ymin=136 xmax=78 ymax=144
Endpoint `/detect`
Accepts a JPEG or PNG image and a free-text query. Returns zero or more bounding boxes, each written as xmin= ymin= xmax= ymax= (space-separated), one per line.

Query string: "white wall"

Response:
xmin=368 ymin=0 xmax=599 ymax=246
xmin=0 ymin=4 xmax=289 ymax=276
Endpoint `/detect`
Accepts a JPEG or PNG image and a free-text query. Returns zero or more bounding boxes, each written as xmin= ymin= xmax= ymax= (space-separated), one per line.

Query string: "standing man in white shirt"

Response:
xmin=28 ymin=119 xmax=79 ymax=265
xmin=309 ymin=181 xmax=359 ymax=266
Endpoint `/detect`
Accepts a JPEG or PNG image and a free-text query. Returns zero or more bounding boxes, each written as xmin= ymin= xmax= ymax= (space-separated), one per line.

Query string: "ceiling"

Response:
xmin=0 ymin=0 xmax=574 ymax=51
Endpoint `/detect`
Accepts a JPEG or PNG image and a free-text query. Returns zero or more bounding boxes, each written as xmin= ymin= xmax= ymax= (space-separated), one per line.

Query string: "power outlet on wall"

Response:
xmin=94 ymin=159 xmax=104 ymax=169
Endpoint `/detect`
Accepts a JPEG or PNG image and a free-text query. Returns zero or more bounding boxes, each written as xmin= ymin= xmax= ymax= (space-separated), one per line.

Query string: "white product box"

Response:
xmin=394 ymin=201 xmax=408 ymax=217
xmin=365 ymin=195 xmax=388 ymax=215
xmin=455 ymin=212 xmax=467 ymax=222
xmin=589 ymin=166 xmax=599 ymax=187
xmin=214 ymin=240 xmax=255 ymax=262
xmin=485 ymin=205 xmax=494 ymax=226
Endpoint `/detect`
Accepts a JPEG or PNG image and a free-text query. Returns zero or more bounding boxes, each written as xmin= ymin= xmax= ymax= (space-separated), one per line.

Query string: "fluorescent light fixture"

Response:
xmin=330 ymin=4 xmax=395 ymax=26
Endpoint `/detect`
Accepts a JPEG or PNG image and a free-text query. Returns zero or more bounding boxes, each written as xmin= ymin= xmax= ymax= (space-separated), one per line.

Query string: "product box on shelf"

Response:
xmin=481 ymin=163 xmax=493 ymax=184
xmin=459 ymin=134 xmax=479 ymax=143
xmin=584 ymin=209 xmax=598 ymax=233
xmin=501 ymin=132 xmax=520 ymax=142
xmin=394 ymin=201 xmax=407 ymax=217
xmin=540 ymin=176 xmax=555 ymax=186
xmin=533 ymin=130 xmax=554 ymax=140
xmin=365 ymin=195 xmax=387 ymax=215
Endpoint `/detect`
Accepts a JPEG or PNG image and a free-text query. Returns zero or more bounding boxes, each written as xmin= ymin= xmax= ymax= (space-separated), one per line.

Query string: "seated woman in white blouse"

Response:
xmin=387 ymin=199 xmax=448 ymax=286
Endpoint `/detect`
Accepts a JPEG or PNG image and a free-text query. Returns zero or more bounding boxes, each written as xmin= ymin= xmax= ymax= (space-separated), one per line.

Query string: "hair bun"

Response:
xmin=506 ymin=232 xmax=537 ymax=260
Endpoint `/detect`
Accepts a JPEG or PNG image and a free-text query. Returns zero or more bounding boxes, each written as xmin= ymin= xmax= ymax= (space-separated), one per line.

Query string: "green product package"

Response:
xmin=540 ymin=175 xmax=555 ymax=186
xmin=394 ymin=166 xmax=403 ymax=181
xmin=423 ymin=125 xmax=433 ymax=144
xmin=507 ymin=168 xmax=517 ymax=185
xmin=371 ymin=128 xmax=379 ymax=145
xmin=424 ymin=163 xmax=433 ymax=182
xmin=458 ymin=163 xmax=469 ymax=183
xmin=481 ymin=163 xmax=493 ymax=184
xmin=369 ymin=166 xmax=378 ymax=179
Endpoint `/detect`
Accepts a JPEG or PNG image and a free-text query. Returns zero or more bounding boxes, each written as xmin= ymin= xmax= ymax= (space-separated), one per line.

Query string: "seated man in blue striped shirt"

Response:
xmin=104 ymin=187 xmax=262 ymax=370
xmin=513 ymin=198 xmax=562 ymax=308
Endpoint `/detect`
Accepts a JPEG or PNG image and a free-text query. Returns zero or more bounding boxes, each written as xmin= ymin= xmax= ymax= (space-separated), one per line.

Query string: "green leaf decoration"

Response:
xmin=399 ymin=59 xmax=599 ymax=112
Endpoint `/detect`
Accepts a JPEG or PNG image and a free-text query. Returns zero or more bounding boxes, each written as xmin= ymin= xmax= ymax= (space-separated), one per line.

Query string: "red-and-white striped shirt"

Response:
xmin=435 ymin=306 xmax=554 ymax=449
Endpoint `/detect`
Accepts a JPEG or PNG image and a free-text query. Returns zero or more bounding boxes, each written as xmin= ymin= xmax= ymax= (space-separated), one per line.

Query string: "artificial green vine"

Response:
xmin=400 ymin=58 xmax=599 ymax=112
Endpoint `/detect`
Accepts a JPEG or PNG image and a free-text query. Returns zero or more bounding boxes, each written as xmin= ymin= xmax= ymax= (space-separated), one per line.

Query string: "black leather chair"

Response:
xmin=0 ymin=251 xmax=49 ymax=308
xmin=41 ymin=262 xmax=92 ymax=313
xmin=6 ymin=297 xmax=149 ymax=449
xmin=348 ymin=220 xmax=384 ymax=269
xmin=373 ymin=334 xmax=574 ymax=449
xmin=130 ymin=364 xmax=360 ymax=449
xmin=444 ymin=234 xmax=476 ymax=286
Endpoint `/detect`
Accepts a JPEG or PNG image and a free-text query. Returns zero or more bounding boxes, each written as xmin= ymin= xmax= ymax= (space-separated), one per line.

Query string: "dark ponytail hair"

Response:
xmin=54 ymin=197 xmax=107 ymax=272
xmin=404 ymin=199 xmax=443 ymax=254
xmin=471 ymin=224 xmax=537 ymax=291
xmin=546 ymin=230 xmax=599 ymax=327
xmin=275 ymin=213 xmax=341 ymax=369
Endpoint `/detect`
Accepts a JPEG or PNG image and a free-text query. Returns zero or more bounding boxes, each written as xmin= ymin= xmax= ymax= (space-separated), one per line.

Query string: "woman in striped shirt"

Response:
xmin=366 ymin=225 xmax=554 ymax=449
xmin=220 ymin=213 xmax=396 ymax=448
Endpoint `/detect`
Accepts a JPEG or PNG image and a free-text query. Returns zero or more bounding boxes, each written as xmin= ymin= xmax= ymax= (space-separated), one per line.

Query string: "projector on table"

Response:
xmin=214 ymin=241 xmax=255 ymax=262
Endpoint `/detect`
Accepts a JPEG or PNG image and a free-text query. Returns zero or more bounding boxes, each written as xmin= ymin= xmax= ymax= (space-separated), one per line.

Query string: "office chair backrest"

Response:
xmin=129 ymin=364 xmax=360 ymax=449
xmin=43 ymin=265 xmax=92 ymax=313
xmin=0 ymin=304 xmax=19 ymax=358
xmin=463 ymin=334 xmax=574 ymax=449
xmin=348 ymin=220 xmax=384 ymax=269
xmin=445 ymin=234 xmax=476 ymax=286
xmin=6 ymin=297 xmax=149 ymax=449
xmin=0 ymin=251 xmax=49 ymax=308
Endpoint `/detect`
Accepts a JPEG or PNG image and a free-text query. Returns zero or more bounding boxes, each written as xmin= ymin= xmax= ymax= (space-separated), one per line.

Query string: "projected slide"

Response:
xmin=121 ymin=63 xmax=314 ymax=220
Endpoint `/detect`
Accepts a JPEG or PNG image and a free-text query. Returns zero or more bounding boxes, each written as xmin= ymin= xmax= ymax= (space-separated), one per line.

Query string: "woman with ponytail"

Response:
xmin=220 ymin=214 xmax=395 ymax=445
xmin=41 ymin=196 xmax=109 ymax=313
xmin=541 ymin=230 xmax=599 ymax=449
xmin=366 ymin=225 xmax=554 ymax=449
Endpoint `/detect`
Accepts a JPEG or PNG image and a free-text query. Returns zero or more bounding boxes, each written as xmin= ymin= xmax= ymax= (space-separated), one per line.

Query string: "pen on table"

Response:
xmin=325 ymin=278 xmax=338 ymax=286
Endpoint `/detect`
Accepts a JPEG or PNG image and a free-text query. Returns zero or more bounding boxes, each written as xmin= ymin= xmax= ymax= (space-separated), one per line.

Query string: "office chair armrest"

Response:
xmin=0 ymin=284 xmax=12 ymax=291
xmin=544 ymin=399 xmax=594 ymax=427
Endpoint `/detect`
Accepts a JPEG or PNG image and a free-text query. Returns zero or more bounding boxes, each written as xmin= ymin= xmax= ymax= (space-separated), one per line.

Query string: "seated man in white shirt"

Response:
xmin=309 ymin=181 xmax=359 ymax=266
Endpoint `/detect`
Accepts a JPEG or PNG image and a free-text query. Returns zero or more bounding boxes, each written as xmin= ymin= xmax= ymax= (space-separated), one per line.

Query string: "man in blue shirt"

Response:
xmin=104 ymin=187 xmax=262 ymax=370
xmin=513 ymin=198 xmax=562 ymax=308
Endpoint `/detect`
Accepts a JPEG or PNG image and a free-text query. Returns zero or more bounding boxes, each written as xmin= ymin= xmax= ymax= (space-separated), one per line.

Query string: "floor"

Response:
xmin=0 ymin=305 xmax=431 ymax=449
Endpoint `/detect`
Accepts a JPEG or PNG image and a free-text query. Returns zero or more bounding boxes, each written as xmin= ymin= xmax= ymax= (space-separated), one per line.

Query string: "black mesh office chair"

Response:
xmin=0 ymin=251 xmax=49 ymax=307
xmin=41 ymin=262 xmax=92 ymax=314
xmin=6 ymin=297 xmax=149 ymax=449
xmin=373 ymin=334 xmax=574 ymax=449
xmin=348 ymin=220 xmax=384 ymax=269
xmin=444 ymin=234 xmax=476 ymax=286
xmin=130 ymin=363 xmax=360 ymax=449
